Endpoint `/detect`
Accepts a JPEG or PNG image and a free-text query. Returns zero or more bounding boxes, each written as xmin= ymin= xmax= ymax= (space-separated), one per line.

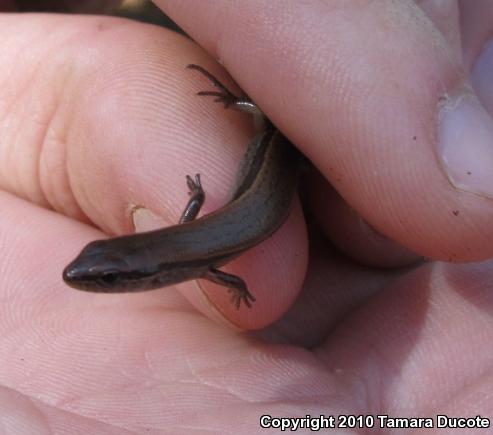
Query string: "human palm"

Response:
xmin=1 ymin=1 xmax=492 ymax=433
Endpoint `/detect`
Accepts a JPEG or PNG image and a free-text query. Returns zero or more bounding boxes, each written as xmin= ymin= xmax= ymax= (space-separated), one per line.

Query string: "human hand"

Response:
xmin=0 ymin=1 xmax=492 ymax=432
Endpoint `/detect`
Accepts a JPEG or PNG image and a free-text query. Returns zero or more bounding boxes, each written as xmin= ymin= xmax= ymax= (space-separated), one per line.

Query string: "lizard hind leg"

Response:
xmin=205 ymin=268 xmax=256 ymax=309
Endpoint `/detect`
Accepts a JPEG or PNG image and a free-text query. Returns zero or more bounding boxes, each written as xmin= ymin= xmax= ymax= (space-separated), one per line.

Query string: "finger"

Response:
xmin=257 ymin=230 xmax=409 ymax=347
xmin=0 ymin=13 xmax=307 ymax=327
xmin=463 ymin=2 xmax=493 ymax=115
xmin=304 ymin=170 xmax=422 ymax=268
xmin=417 ymin=0 xmax=461 ymax=60
xmin=158 ymin=0 xmax=493 ymax=262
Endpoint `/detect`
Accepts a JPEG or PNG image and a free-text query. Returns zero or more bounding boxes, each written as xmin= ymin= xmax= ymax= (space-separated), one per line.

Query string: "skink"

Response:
xmin=63 ymin=64 xmax=300 ymax=309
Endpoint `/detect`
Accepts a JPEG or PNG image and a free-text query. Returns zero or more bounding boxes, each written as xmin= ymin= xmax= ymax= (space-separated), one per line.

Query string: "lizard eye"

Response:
xmin=99 ymin=270 xmax=120 ymax=285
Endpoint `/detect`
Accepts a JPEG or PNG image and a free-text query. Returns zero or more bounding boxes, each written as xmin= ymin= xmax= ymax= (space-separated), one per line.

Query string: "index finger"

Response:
xmin=0 ymin=13 xmax=307 ymax=328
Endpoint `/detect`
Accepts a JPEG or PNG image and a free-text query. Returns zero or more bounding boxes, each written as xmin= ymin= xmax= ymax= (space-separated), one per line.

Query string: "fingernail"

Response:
xmin=131 ymin=206 xmax=167 ymax=232
xmin=437 ymin=88 xmax=493 ymax=199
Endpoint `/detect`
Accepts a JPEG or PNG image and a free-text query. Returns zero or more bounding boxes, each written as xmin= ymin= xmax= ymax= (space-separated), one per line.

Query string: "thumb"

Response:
xmin=159 ymin=0 xmax=493 ymax=262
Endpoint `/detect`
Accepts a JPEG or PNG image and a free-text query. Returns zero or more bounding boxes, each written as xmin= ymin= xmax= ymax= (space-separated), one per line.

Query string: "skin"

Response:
xmin=62 ymin=69 xmax=300 ymax=309
xmin=0 ymin=0 xmax=492 ymax=433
